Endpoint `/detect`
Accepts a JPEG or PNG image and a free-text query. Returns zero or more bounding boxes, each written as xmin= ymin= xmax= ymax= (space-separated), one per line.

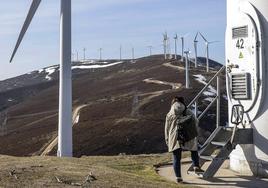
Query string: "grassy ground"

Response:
xmin=0 ymin=153 xmax=197 ymax=188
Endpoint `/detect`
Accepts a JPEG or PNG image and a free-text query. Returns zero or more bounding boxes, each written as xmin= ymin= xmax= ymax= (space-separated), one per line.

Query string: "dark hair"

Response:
xmin=172 ymin=96 xmax=187 ymax=115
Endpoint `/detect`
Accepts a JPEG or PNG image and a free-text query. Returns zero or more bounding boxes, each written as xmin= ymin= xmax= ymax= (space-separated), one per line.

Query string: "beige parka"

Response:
xmin=165 ymin=102 xmax=198 ymax=152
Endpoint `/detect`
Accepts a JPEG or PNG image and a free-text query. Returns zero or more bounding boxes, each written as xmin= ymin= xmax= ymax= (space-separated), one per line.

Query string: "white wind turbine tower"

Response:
xmin=163 ymin=32 xmax=168 ymax=59
xmin=83 ymin=48 xmax=86 ymax=61
xmin=194 ymin=32 xmax=199 ymax=68
xmin=180 ymin=33 xmax=189 ymax=62
xmin=76 ymin=50 xmax=79 ymax=61
xmin=184 ymin=50 xmax=191 ymax=89
xmin=99 ymin=48 xmax=103 ymax=61
xmin=147 ymin=45 xmax=153 ymax=56
xmin=199 ymin=32 xmax=219 ymax=72
xmin=72 ymin=52 xmax=75 ymax=62
xmin=132 ymin=47 xmax=135 ymax=62
xmin=174 ymin=34 xmax=178 ymax=60
xmin=120 ymin=45 xmax=122 ymax=60
xmin=167 ymin=37 xmax=172 ymax=59
xmin=10 ymin=0 xmax=73 ymax=157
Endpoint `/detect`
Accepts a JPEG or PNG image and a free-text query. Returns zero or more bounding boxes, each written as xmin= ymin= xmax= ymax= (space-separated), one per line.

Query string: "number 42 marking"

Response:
xmin=236 ymin=39 xmax=244 ymax=49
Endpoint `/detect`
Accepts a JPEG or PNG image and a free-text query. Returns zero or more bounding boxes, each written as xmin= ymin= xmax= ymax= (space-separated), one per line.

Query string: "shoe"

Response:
xmin=193 ymin=166 xmax=204 ymax=174
xmin=176 ymin=177 xmax=183 ymax=183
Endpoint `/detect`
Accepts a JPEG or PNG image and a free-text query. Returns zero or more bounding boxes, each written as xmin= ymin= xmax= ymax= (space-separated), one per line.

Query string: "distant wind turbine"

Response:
xmin=194 ymin=32 xmax=199 ymax=68
xmin=10 ymin=0 xmax=73 ymax=157
xmin=174 ymin=34 xmax=178 ymax=60
xmin=132 ymin=47 xmax=135 ymax=61
xmin=147 ymin=45 xmax=153 ymax=56
xmin=76 ymin=50 xmax=79 ymax=61
xmin=72 ymin=52 xmax=75 ymax=62
xmin=184 ymin=50 xmax=191 ymax=89
xmin=120 ymin=45 xmax=122 ymax=60
xmin=83 ymin=48 xmax=86 ymax=61
xmin=167 ymin=38 xmax=172 ymax=59
xmin=99 ymin=48 xmax=103 ymax=61
xmin=199 ymin=32 xmax=220 ymax=72
xmin=180 ymin=33 xmax=189 ymax=62
xmin=163 ymin=32 xmax=168 ymax=59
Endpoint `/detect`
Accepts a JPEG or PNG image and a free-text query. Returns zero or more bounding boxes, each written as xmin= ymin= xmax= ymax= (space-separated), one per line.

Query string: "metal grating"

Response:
xmin=232 ymin=26 xmax=248 ymax=39
xmin=231 ymin=73 xmax=250 ymax=100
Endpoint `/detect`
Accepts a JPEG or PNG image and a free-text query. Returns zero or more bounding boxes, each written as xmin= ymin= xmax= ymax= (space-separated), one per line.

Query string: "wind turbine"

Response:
xmin=132 ymin=47 xmax=135 ymax=62
xmin=167 ymin=38 xmax=172 ymax=59
xmin=76 ymin=50 xmax=79 ymax=61
xmin=194 ymin=32 xmax=199 ymax=68
xmin=10 ymin=0 xmax=72 ymax=157
xmin=180 ymin=33 xmax=189 ymax=62
xmin=147 ymin=45 xmax=153 ymax=56
xmin=72 ymin=52 xmax=75 ymax=62
xmin=83 ymin=48 xmax=86 ymax=61
xmin=174 ymin=34 xmax=178 ymax=60
xmin=163 ymin=32 xmax=168 ymax=59
xmin=199 ymin=32 xmax=219 ymax=72
xmin=184 ymin=50 xmax=191 ymax=89
xmin=120 ymin=45 xmax=122 ymax=60
xmin=99 ymin=48 xmax=103 ymax=61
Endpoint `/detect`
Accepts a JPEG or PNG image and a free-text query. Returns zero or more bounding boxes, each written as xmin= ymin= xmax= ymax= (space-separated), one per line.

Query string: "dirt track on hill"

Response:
xmin=40 ymin=104 xmax=88 ymax=156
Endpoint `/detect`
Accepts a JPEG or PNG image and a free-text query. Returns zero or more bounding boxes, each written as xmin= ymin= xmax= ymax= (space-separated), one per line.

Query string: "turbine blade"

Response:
xmin=209 ymin=40 xmax=220 ymax=44
xmin=10 ymin=0 xmax=42 ymax=63
xmin=194 ymin=32 xmax=199 ymax=41
xmin=198 ymin=32 xmax=207 ymax=42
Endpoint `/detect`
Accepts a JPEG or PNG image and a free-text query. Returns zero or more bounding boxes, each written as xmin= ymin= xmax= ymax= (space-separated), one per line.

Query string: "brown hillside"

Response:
xmin=0 ymin=55 xmax=227 ymax=157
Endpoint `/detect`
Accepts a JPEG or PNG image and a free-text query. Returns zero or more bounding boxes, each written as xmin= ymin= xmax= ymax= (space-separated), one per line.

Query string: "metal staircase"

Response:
xmin=188 ymin=125 xmax=252 ymax=178
xmin=186 ymin=66 xmax=253 ymax=178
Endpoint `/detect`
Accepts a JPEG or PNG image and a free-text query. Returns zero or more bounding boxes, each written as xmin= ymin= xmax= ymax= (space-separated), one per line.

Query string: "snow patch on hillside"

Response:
xmin=37 ymin=66 xmax=58 ymax=81
xmin=193 ymin=74 xmax=217 ymax=101
xmin=34 ymin=62 xmax=123 ymax=81
xmin=143 ymin=78 xmax=181 ymax=89
xmin=72 ymin=61 xmax=123 ymax=70
xmin=193 ymin=74 xmax=207 ymax=85
xmin=44 ymin=66 xmax=58 ymax=81
xmin=81 ymin=60 xmax=111 ymax=65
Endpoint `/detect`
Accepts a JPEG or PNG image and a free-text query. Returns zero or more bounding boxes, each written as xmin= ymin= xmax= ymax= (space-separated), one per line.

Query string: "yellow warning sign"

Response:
xmin=239 ymin=52 xmax=244 ymax=59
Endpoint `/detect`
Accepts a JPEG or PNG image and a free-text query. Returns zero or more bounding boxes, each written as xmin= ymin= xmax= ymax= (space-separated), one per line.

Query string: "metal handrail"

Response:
xmin=198 ymin=96 xmax=218 ymax=120
xmin=187 ymin=66 xmax=225 ymax=108
xmin=187 ymin=66 xmax=226 ymax=127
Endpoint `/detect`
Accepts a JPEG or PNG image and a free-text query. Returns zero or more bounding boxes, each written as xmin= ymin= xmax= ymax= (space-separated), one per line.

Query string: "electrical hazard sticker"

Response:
xmin=239 ymin=52 xmax=244 ymax=59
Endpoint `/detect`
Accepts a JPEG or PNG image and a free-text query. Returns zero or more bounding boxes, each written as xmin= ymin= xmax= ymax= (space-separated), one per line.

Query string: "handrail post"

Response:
xmin=194 ymin=101 xmax=198 ymax=118
xmin=185 ymin=52 xmax=190 ymax=88
xmin=216 ymin=75 xmax=221 ymax=127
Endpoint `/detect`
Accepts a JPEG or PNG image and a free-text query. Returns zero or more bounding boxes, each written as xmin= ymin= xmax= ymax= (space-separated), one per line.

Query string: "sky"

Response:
xmin=0 ymin=0 xmax=226 ymax=80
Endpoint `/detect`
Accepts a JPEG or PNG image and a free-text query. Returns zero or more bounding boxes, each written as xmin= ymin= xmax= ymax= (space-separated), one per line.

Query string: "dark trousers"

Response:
xmin=172 ymin=148 xmax=199 ymax=178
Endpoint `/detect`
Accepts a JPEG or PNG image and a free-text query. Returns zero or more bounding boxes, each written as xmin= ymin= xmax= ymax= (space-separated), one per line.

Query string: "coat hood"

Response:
xmin=168 ymin=102 xmax=185 ymax=116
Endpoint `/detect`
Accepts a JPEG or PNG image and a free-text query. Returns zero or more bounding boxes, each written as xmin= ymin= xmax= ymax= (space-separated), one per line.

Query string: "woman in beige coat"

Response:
xmin=165 ymin=97 xmax=203 ymax=183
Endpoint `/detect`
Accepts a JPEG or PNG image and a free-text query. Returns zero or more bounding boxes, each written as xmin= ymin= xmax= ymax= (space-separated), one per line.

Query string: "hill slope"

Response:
xmin=0 ymin=55 xmax=227 ymax=157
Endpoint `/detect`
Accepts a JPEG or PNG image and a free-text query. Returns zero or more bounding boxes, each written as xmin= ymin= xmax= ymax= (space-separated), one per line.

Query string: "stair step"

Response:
xmin=223 ymin=127 xmax=233 ymax=131
xmin=200 ymin=155 xmax=226 ymax=161
xmin=200 ymin=155 xmax=214 ymax=161
xmin=211 ymin=141 xmax=227 ymax=147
